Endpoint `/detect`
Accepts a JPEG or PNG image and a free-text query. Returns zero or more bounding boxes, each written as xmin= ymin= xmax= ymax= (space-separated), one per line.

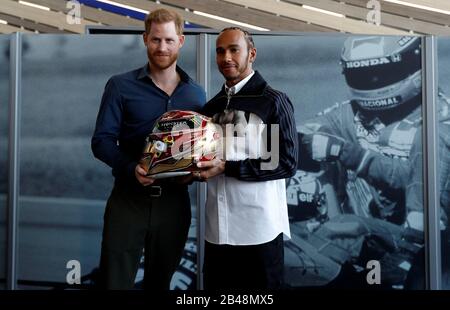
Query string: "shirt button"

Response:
xmin=218 ymin=196 xmax=224 ymax=202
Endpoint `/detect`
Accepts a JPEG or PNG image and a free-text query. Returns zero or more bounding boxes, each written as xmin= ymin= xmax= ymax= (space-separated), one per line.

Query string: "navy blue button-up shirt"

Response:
xmin=92 ymin=64 xmax=206 ymax=183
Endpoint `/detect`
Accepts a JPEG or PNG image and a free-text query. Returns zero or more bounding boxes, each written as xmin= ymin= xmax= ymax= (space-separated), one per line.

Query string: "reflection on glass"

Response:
xmin=0 ymin=35 xmax=10 ymax=290
xmin=437 ymin=37 xmax=450 ymax=289
xmin=208 ymin=34 xmax=426 ymax=289
xmin=18 ymin=34 xmax=198 ymax=289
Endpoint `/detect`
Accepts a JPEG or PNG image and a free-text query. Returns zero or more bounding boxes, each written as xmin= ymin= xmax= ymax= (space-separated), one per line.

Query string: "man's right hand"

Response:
xmin=135 ymin=164 xmax=155 ymax=186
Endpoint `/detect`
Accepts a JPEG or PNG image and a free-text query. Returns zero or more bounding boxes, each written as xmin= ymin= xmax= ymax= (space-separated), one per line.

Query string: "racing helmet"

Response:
xmin=140 ymin=110 xmax=221 ymax=178
xmin=286 ymin=170 xmax=327 ymax=222
xmin=341 ymin=36 xmax=421 ymax=111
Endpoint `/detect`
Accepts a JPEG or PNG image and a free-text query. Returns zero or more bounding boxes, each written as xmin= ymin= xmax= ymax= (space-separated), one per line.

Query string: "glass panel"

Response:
xmin=18 ymin=34 xmax=198 ymax=289
xmin=0 ymin=35 xmax=10 ymax=290
xmin=437 ymin=37 xmax=450 ymax=289
xmin=208 ymin=34 xmax=425 ymax=289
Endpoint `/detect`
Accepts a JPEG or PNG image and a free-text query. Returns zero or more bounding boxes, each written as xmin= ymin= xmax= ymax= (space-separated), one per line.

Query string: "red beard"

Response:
xmin=148 ymin=51 xmax=178 ymax=70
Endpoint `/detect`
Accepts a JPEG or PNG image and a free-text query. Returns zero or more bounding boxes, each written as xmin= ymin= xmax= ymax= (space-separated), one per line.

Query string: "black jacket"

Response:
xmin=202 ymin=71 xmax=298 ymax=181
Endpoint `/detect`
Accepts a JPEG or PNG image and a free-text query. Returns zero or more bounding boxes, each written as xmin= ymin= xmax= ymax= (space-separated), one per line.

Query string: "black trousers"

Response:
xmin=203 ymin=233 xmax=284 ymax=290
xmin=98 ymin=183 xmax=191 ymax=290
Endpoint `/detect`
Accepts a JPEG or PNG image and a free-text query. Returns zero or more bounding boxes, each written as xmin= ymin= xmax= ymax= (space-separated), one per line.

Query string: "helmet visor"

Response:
xmin=342 ymin=43 xmax=421 ymax=91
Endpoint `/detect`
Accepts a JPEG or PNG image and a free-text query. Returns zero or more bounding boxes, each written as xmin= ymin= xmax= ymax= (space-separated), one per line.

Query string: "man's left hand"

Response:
xmin=196 ymin=159 xmax=226 ymax=180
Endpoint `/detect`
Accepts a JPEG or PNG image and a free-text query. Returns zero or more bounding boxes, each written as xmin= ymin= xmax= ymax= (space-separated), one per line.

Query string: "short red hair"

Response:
xmin=144 ymin=8 xmax=184 ymax=35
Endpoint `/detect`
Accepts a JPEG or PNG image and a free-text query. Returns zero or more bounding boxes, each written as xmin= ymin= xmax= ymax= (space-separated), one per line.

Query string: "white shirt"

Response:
xmin=224 ymin=70 xmax=255 ymax=94
xmin=205 ymin=71 xmax=291 ymax=246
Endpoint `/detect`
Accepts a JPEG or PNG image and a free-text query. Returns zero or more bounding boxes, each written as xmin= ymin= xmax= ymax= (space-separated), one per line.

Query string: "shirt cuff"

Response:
xmin=127 ymin=161 xmax=138 ymax=180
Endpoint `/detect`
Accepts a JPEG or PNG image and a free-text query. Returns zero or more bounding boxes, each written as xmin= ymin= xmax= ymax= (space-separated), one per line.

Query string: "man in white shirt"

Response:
xmin=197 ymin=27 xmax=298 ymax=289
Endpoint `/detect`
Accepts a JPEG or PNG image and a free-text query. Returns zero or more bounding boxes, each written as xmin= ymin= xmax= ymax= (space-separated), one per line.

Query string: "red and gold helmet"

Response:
xmin=140 ymin=110 xmax=221 ymax=178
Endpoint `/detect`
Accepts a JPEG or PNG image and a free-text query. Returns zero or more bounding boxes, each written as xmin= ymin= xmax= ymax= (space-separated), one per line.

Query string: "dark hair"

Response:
xmin=145 ymin=8 xmax=183 ymax=35
xmin=220 ymin=27 xmax=255 ymax=49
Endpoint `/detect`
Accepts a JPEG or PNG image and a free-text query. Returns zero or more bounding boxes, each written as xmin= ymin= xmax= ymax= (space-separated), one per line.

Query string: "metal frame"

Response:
xmin=7 ymin=32 xmax=22 ymax=290
xmin=85 ymin=25 xmax=217 ymax=35
xmin=85 ymin=25 xmax=328 ymax=36
xmin=196 ymin=33 xmax=210 ymax=290
xmin=422 ymin=35 xmax=441 ymax=290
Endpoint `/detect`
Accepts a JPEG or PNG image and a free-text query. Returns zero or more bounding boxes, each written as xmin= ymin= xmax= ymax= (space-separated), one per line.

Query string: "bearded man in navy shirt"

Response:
xmin=91 ymin=9 xmax=205 ymax=290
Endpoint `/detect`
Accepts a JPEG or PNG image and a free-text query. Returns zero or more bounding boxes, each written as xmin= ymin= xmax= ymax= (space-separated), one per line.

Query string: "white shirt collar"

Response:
xmin=224 ymin=70 xmax=255 ymax=95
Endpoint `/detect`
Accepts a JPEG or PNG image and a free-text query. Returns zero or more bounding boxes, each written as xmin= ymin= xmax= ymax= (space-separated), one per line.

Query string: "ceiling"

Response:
xmin=1 ymin=0 xmax=450 ymax=35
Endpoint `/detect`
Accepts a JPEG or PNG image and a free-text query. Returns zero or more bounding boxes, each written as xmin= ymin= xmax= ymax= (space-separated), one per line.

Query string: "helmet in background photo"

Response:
xmin=341 ymin=36 xmax=422 ymax=111
xmin=286 ymin=170 xmax=328 ymax=222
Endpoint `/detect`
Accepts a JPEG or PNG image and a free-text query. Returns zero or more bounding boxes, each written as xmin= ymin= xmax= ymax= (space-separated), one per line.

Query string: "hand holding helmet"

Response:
xmin=140 ymin=110 xmax=221 ymax=179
